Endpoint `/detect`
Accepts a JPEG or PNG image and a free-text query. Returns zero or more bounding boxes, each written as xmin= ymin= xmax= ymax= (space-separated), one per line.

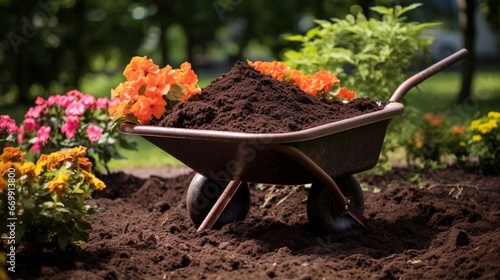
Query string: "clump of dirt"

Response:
xmin=154 ymin=61 xmax=383 ymax=133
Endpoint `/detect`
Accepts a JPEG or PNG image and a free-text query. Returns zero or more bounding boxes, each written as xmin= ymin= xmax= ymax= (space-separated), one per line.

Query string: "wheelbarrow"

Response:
xmin=119 ymin=49 xmax=468 ymax=234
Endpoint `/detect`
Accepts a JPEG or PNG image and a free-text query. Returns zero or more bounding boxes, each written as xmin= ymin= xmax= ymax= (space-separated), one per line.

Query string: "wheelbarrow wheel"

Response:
xmin=186 ymin=173 xmax=250 ymax=228
xmin=307 ymin=175 xmax=364 ymax=234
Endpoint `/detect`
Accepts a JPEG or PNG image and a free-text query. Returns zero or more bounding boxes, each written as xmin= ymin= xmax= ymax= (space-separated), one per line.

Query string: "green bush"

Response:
xmin=283 ymin=3 xmax=437 ymax=101
xmin=404 ymin=111 xmax=500 ymax=174
xmin=282 ymin=3 xmax=438 ymax=173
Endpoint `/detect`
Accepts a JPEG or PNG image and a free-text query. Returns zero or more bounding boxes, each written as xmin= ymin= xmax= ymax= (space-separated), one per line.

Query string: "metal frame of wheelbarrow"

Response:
xmin=119 ymin=49 xmax=469 ymax=232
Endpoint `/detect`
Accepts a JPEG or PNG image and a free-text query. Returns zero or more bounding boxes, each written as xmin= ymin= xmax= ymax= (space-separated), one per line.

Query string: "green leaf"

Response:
xmin=285 ymin=35 xmax=306 ymax=42
xmin=22 ymin=198 xmax=36 ymax=210
xmin=58 ymin=234 xmax=71 ymax=250
xmin=396 ymin=3 xmax=423 ymax=17
xmin=370 ymin=6 xmax=391 ymax=15
xmin=167 ymin=83 xmax=186 ymax=101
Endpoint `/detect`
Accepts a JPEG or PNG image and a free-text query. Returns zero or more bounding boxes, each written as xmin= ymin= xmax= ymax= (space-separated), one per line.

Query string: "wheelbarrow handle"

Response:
xmin=389 ymin=48 xmax=469 ymax=103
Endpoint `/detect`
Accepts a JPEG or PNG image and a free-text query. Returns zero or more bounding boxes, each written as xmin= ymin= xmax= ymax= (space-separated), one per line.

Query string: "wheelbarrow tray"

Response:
xmin=119 ymin=102 xmax=404 ymax=185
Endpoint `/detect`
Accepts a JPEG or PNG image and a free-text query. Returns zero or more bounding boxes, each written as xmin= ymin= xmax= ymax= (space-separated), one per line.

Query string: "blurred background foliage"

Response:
xmin=0 ymin=0 xmax=498 ymax=109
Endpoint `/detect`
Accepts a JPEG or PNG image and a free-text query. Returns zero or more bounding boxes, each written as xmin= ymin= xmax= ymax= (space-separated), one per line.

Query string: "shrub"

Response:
xmin=404 ymin=113 xmax=466 ymax=169
xmin=467 ymin=111 xmax=500 ymax=173
xmin=283 ymin=3 xmax=437 ymax=101
xmin=282 ymin=3 xmax=438 ymax=173
xmin=14 ymin=90 xmax=137 ymax=172
xmin=0 ymin=146 xmax=104 ymax=252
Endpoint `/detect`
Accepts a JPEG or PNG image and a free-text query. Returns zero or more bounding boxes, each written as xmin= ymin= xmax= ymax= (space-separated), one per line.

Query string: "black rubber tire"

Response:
xmin=186 ymin=173 xmax=251 ymax=228
xmin=306 ymin=175 xmax=364 ymax=234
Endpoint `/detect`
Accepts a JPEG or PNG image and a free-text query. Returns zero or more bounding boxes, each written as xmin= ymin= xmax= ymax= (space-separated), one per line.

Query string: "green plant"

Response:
xmin=282 ymin=3 xmax=437 ymax=174
xmin=404 ymin=112 xmax=466 ymax=169
xmin=283 ymin=3 xmax=437 ymax=100
xmin=467 ymin=111 xmax=500 ymax=173
xmin=14 ymin=90 xmax=137 ymax=173
xmin=0 ymin=146 xmax=104 ymax=252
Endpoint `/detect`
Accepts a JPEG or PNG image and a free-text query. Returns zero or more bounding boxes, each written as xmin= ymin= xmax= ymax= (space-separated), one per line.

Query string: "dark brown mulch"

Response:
xmin=154 ymin=61 xmax=383 ymax=133
xmin=10 ymin=167 xmax=500 ymax=280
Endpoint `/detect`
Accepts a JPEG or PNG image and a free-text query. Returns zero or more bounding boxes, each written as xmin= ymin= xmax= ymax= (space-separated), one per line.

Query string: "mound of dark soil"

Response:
xmin=155 ymin=61 xmax=383 ymax=133
xmin=9 ymin=167 xmax=500 ymax=279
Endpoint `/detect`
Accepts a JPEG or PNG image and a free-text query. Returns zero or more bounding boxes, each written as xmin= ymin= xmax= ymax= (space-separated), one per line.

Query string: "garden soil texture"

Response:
xmin=11 ymin=167 xmax=500 ymax=279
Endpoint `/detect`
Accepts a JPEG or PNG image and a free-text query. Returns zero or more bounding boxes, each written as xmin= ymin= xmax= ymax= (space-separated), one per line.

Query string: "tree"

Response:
xmin=457 ymin=0 xmax=500 ymax=103
xmin=0 ymin=0 xmax=145 ymax=105
xmin=457 ymin=0 xmax=477 ymax=104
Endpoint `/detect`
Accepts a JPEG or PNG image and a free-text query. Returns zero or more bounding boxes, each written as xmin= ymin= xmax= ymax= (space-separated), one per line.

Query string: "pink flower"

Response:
xmin=96 ymin=97 xmax=109 ymax=109
xmin=37 ymin=126 xmax=51 ymax=143
xmin=25 ymin=105 xmax=45 ymax=118
xmin=17 ymin=127 xmax=24 ymax=144
xmin=66 ymin=90 xmax=83 ymax=99
xmin=47 ymin=95 xmax=60 ymax=106
xmin=80 ymin=94 xmax=96 ymax=109
xmin=87 ymin=125 xmax=103 ymax=142
xmin=56 ymin=95 xmax=75 ymax=108
xmin=35 ymin=96 xmax=46 ymax=106
xmin=31 ymin=141 xmax=42 ymax=153
xmin=23 ymin=118 xmax=38 ymax=132
xmin=0 ymin=115 xmax=18 ymax=134
xmin=61 ymin=116 xmax=80 ymax=139
xmin=65 ymin=102 xmax=85 ymax=116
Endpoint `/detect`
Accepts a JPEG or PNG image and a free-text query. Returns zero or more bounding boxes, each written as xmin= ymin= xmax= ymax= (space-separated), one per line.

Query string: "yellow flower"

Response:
xmin=488 ymin=119 xmax=498 ymax=129
xmin=459 ymin=141 xmax=466 ymax=147
xmin=82 ymin=170 xmax=106 ymax=190
xmin=487 ymin=111 xmax=500 ymax=120
xmin=477 ymin=120 xmax=497 ymax=134
xmin=46 ymin=172 xmax=70 ymax=193
xmin=1 ymin=147 xmax=25 ymax=163
xmin=92 ymin=176 xmax=106 ymax=191
xmin=47 ymin=151 xmax=66 ymax=171
xmin=35 ymin=154 xmax=49 ymax=176
xmin=67 ymin=146 xmax=87 ymax=158
xmin=20 ymin=161 xmax=36 ymax=183
xmin=472 ymin=135 xmax=482 ymax=142
xmin=470 ymin=120 xmax=480 ymax=130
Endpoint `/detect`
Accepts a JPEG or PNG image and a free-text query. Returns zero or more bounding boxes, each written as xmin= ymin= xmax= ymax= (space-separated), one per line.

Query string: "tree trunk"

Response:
xmin=14 ymin=1 xmax=31 ymax=105
xmin=73 ymin=0 xmax=86 ymax=89
xmin=457 ymin=0 xmax=476 ymax=104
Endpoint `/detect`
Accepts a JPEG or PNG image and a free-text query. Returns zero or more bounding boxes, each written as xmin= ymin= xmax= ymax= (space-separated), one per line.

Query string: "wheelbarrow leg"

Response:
xmin=197 ymin=180 xmax=243 ymax=232
xmin=269 ymin=144 xmax=373 ymax=231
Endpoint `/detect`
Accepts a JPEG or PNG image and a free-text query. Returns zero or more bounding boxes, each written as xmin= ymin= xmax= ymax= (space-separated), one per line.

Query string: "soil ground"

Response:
xmin=10 ymin=166 xmax=500 ymax=280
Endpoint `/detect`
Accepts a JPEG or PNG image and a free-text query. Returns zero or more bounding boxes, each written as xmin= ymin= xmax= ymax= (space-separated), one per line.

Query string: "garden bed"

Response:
xmin=11 ymin=167 xmax=500 ymax=279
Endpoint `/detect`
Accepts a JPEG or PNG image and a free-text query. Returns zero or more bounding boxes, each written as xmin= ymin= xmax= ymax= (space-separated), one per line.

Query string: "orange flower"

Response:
xmin=452 ymin=125 xmax=465 ymax=135
xmin=424 ymin=113 xmax=444 ymax=126
xmin=313 ymin=70 xmax=340 ymax=92
xmin=1 ymin=147 xmax=25 ymax=163
xmin=249 ymin=60 xmax=290 ymax=81
xmin=110 ymin=57 xmax=201 ymax=123
xmin=130 ymin=95 xmax=167 ymax=124
xmin=78 ymin=157 xmax=93 ymax=172
xmin=336 ymin=87 xmax=356 ymax=101
xmin=123 ymin=56 xmax=160 ymax=81
xmin=249 ymin=60 xmax=355 ymax=101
